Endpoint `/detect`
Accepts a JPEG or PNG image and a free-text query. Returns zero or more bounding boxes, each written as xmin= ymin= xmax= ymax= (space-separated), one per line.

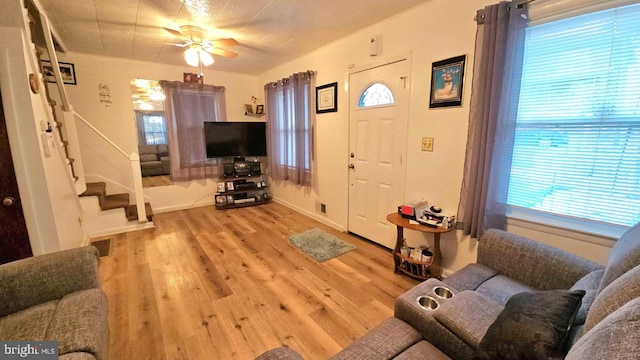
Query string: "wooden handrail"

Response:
xmin=73 ymin=111 xmax=129 ymax=158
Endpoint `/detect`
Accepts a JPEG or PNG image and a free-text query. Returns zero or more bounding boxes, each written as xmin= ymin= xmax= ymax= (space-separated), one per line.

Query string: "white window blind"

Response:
xmin=507 ymin=3 xmax=640 ymax=227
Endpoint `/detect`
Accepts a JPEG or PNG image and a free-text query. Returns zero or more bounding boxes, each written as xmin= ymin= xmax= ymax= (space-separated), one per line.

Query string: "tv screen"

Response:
xmin=204 ymin=122 xmax=267 ymax=158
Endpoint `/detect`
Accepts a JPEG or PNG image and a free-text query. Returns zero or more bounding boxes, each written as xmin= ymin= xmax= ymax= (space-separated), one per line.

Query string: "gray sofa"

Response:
xmin=139 ymin=144 xmax=170 ymax=177
xmin=0 ymin=247 xmax=109 ymax=360
xmin=257 ymin=222 xmax=640 ymax=359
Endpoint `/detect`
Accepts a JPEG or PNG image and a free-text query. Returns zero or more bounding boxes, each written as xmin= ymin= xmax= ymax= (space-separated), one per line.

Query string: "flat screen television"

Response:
xmin=204 ymin=121 xmax=267 ymax=158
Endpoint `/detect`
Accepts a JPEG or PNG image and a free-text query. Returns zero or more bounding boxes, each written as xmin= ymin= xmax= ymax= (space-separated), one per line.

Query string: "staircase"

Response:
xmin=81 ymin=182 xmax=153 ymax=222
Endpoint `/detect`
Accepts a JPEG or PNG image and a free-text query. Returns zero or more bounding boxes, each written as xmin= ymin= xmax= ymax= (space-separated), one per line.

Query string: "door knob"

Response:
xmin=348 ymin=164 xmax=355 ymax=169
xmin=3 ymin=197 xmax=15 ymax=207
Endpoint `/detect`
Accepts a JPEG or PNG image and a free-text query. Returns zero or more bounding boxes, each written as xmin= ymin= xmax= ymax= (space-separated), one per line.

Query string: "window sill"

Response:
xmin=506 ymin=206 xmax=627 ymax=247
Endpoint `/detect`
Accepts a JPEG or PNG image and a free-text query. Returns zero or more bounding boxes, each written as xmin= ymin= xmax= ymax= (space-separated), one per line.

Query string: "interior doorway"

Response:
xmin=348 ymin=59 xmax=410 ymax=248
xmin=0 ymin=91 xmax=33 ymax=264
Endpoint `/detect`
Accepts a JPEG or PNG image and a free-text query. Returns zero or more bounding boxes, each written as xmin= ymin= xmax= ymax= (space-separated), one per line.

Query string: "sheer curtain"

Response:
xmin=456 ymin=2 xmax=528 ymax=238
xmin=264 ymin=71 xmax=315 ymax=186
xmin=160 ymin=81 xmax=227 ymax=181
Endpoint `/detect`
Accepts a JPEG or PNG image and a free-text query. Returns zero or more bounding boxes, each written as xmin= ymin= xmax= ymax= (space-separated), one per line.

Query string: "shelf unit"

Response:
xmin=215 ymin=174 xmax=270 ymax=209
xmin=386 ymin=213 xmax=454 ymax=280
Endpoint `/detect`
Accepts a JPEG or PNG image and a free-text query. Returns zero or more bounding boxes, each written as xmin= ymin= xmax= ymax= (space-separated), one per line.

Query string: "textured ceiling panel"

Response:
xmin=34 ymin=0 xmax=430 ymax=74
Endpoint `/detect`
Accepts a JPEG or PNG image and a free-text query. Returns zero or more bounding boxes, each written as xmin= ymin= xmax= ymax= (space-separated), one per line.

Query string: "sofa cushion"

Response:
xmin=475 ymin=275 xmax=535 ymax=305
xmin=598 ymin=221 xmax=640 ymax=293
xmin=394 ymin=340 xmax=451 ymax=360
xmin=442 ymin=263 xmax=497 ymax=291
xmin=59 ymin=353 xmax=98 ymax=360
xmin=583 ymin=264 xmax=640 ymax=334
xmin=477 ymin=290 xmax=585 ymax=360
xmin=46 ymin=289 xmax=108 ymax=360
xmin=139 ymin=154 xmax=158 ymax=162
xmin=566 ymin=297 xmax=640 ymax=360
xmin=433 ymin=291 xmax=503 ymax=348
xmin=570 ymin=269 xmax=604 ymax=325
xmin=156 ymin=144 xmax=169 ymax=157
xmin=329 ymin=317 xmax=422 ymax=360
xmin=138 ymin=144 xmax=157 ymax=155
xmin=0 ymin=300 xmax=58 ymax=340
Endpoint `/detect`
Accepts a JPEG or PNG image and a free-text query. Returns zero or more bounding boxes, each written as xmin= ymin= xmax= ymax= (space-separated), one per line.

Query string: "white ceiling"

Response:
xmin=33 ymin=0 xmax=430 ymax=75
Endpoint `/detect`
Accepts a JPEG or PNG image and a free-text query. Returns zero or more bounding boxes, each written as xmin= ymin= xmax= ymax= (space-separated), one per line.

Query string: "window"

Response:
xmin=358 ymin=83 xmax=394 ymax=107
xmin=265 ymin=72 xmax=314 ymax=185
xmin=141 ymin=114 xmax=166 ymax=145
xmin=507 ymin=3 xmax=640 ymax=227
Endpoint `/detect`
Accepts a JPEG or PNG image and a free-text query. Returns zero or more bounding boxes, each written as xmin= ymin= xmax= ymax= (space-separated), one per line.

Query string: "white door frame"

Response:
xmin=346 ymin=53 xmax=412 ymax=245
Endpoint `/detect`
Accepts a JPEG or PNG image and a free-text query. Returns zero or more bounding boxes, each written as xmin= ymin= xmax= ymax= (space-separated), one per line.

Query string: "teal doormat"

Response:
xmin=288 ymin=228 xmax=355 ymax=262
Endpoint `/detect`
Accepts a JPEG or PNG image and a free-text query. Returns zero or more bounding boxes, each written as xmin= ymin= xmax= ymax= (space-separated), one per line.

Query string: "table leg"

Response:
xmin=430 ymin=233 xmax=442 ymax=279
xmin=393 ymin=225 xmax=404 ymax=273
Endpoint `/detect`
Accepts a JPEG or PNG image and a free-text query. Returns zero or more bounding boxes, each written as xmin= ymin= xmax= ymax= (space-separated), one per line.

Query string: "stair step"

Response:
xmin=126 ymin=202 xmax=153 ymax=222
xmin=81 ymin=182 xmax=130 ymax=211
xmin=81 ymin=182 xmax=106 ymax=197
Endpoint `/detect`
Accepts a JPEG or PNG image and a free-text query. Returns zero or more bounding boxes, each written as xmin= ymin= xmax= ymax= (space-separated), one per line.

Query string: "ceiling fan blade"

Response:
xmin=163 ymin=27 xmax=186 ymax=39
xmin=211 ymin=48 xmax=238 ymax=58
xmin=211 ymin=38 xmax=239 ymax=47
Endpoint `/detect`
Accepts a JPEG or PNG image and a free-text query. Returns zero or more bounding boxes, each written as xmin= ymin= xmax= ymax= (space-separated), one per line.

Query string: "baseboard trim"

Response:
xmin=152 ymin=199 xmax=215 ymax=214
xmin=272 ymin=197 xmax=346 ymax=232
xmin=86 ymin=221 xmax=155 ymax=239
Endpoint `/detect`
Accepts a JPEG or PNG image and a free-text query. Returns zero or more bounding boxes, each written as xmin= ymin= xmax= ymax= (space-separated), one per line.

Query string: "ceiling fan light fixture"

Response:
xmin=200 ymin=51 xmax=214 ymax=66
xmin=184 ymin=47 xmax=200 ymax=67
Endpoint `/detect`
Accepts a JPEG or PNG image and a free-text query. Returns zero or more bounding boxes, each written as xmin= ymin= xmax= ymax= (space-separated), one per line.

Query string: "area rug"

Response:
xmin=288 ymin=228 xmax=355 ymax=262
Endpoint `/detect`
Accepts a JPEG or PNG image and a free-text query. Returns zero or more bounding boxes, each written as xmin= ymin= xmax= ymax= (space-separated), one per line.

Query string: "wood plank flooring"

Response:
xmin=142 ymin=175 xmax=173 ymax=188
xmin=93 ymin=202 xmax=419 ymax=360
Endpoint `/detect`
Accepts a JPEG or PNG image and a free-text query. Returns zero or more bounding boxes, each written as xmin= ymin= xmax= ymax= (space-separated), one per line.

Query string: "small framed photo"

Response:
xmin=429 ymin=55 xmax=466 ymax=108
xmin=226 ymin=195 xmax=235 ymax=204
xmin=256 ymin=181 xmax=262 ymax=188
xmin=226 ymin=181 xmax=235 ymax=191
xmin=41 ymin=60 xmax=76 ymax=85
xmin=316 ymin=82 xmax=338 ymax=113
xmin=261 ymin=181 xmax=267 ymax=187
xmin=215 ymin=194 xmax=227 ymax=206
xmin=183 ymin=72 xmax=199 ymax=83
xmin=255 ymin=104 xmax=264 ymax=114
xmin=245 ymin=104 xmax=254 ymax=115
xmin=217 ymin=182 xmax=226 ymax=192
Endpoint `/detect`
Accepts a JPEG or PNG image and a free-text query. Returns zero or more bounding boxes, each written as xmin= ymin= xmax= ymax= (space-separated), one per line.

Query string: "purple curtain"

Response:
xmin=264 ymin=72 xmax=315 ymax=186
xmin=456 ymin=2 xmax=528 ymax=238
xmin=160 ymin=81 xmax=227 ymax=181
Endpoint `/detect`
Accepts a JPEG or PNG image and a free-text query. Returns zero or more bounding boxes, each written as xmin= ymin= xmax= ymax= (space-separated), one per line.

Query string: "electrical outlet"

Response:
xmin=421 ymin=137 xmax=434 ymax=152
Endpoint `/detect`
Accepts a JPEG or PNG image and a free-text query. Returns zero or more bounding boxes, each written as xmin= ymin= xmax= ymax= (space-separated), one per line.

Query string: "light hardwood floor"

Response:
xmin=94 ymin=202 xmax=419 ymax=360
xmin=142 ymin=175 xmax=173 ymax=188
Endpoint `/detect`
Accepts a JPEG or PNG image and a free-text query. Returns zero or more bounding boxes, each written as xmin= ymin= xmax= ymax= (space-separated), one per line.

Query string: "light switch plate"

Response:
xmin=422 ymin=137 xmax=434 ymax=151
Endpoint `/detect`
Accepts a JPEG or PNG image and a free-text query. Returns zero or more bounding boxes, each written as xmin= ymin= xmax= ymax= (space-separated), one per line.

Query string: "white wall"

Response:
xmin=50 ymin=52 xmax=261 ymax=212
xmin=257 ymin=0 xmax=613 ymax=272
xmin=0 ymin=1 xmax=86 ymax=254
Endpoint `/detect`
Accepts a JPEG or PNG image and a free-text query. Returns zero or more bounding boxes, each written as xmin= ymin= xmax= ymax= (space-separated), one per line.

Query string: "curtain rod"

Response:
xmin=474 ymin=0 xmax=537 ymax=22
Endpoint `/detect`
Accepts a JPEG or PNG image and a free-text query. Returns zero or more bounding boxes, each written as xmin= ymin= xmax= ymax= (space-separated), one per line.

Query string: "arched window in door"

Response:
xmin=358 ymin=83 xmax=394 ymax=107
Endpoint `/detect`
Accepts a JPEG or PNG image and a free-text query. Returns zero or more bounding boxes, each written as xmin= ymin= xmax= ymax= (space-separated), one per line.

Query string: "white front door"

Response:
xmin=348 ymin=59 xmax=409 ymax=248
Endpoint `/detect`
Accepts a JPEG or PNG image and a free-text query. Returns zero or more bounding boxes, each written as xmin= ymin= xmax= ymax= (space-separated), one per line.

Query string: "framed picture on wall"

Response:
xmin=41 ymin=60 xmax=77 ymax=85
xmin=316 ymin=82 xmax=338 ymax=113
xmin=429 ymin=55 xmax=466 ymax=108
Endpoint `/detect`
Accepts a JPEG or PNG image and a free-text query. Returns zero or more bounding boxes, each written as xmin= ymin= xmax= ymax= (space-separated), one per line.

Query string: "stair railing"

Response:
xmin=36 ymin=7 xmax=147 ymax=224
xmin=73 ymin=112 xmax=147 ymax=223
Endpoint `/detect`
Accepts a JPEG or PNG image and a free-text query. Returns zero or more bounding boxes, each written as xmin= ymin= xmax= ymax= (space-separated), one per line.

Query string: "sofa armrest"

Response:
xmin=255 ymin=347 xmax=304 ymax=360
xmin=0 ymin=246 xmax=100 ymax=317
xmin=478 ymin=229 xmax=604 ymax=290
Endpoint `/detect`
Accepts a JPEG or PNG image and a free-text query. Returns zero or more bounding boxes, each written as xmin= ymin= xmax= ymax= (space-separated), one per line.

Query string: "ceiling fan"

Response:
xmin=164 ymin=25 xmax=239 ymax=67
